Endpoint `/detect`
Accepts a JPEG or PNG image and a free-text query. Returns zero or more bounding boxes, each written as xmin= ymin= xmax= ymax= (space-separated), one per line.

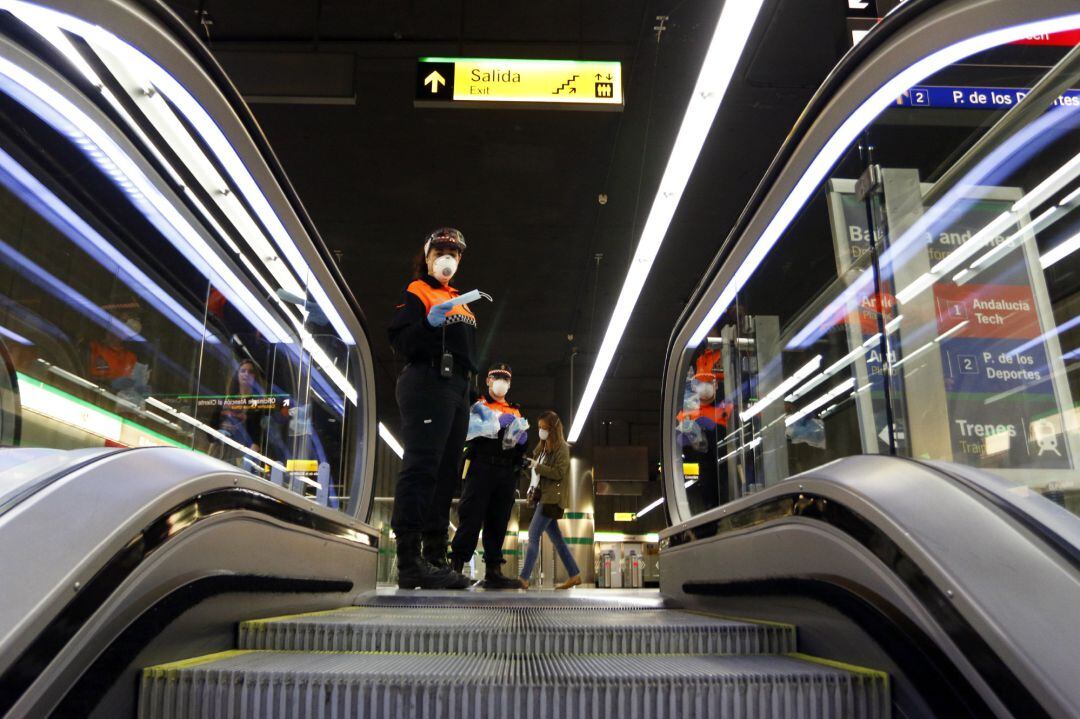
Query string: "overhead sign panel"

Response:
xmin=416 ymin=57 xmax=623 ymax=110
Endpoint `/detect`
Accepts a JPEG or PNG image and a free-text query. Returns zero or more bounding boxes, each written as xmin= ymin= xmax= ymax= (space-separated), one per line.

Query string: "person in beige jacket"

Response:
xmin=518 ymin=411 xmax=582 ymax=590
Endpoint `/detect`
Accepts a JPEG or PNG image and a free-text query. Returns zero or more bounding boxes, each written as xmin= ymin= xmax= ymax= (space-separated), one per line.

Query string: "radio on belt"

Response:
xmin=438 ymin=289 xmax=492 ymax=378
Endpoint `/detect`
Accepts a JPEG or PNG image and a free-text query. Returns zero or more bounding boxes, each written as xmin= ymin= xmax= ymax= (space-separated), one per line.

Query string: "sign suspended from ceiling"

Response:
xmin=415 ymin=57 xmax=623 ymax=111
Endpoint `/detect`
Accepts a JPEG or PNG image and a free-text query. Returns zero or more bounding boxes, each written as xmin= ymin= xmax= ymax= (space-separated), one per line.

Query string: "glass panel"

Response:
xmin=0 ymin=66 xmax=364 ymax=511
xmin=673 ymin=26 xmax=1080 ymax=517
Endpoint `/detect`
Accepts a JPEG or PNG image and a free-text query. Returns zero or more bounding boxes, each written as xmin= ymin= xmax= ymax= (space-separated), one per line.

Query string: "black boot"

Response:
xmin=451 ymin=558 xmax=465 ymax=574
xmin=483 ymin=564 xmax=524 ymax=590
xmin=422 ymin=531 xmax=450 ymax=569
xmin=396 ymin=532 xmax=471 ymax=589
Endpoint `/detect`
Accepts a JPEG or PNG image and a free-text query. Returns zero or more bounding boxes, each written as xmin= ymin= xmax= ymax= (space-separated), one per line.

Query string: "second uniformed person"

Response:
xmin=450 ymin=363 xmax=527 ymax=589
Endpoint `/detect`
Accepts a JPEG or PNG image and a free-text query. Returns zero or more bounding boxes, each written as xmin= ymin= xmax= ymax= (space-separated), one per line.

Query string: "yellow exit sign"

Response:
xmin=614 ymin=512 xmax=637 ymax=522
xmin=416 ymin=58 xmax=623 ymax=110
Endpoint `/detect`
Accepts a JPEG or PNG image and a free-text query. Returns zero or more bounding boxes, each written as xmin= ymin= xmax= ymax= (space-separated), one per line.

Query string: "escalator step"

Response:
xmin=139 ymin=651 xmax=890 ymax=719
xmin=238 ymin=607 xmax=795 ymax=655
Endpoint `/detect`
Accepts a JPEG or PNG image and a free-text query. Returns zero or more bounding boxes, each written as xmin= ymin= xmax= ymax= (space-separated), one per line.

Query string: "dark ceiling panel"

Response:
xmin=464 ymin=0 xmax=584 ymax=43
xmin=187 ymin=0 xmax=849 ymax=461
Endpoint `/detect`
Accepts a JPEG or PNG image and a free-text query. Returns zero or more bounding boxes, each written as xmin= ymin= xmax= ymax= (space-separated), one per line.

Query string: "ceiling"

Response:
xmin=160 ymin=0 xmax=852 ymax=477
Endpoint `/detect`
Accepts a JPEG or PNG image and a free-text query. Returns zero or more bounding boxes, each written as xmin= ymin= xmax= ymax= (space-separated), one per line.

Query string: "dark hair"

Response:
xmin=537 ymin=410 xmax=566 ymax=454
xmin=227 ymin=359 xmax=264 ymax=396
xmin=411 ymin=250 xmax=428 ymax=279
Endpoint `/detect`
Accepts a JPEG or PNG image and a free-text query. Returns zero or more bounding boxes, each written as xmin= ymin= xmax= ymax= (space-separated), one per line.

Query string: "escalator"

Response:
xmin=140 ymin=594 xmax=890 ymax=719
xmin=0 ymin=0 xmax=1078 ymax=717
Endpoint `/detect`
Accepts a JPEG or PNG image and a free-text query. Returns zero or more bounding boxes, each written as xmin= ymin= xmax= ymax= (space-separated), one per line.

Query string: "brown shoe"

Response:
xmin=556 ymin=575 xmax=582 ymax=590
xmin=518 ymin=577 xmax=530 ymax=589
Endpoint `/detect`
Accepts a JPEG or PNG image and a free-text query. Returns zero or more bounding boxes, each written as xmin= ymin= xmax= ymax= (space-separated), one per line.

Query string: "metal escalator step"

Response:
xmin=238 ymin=607 xmax=796 ymax=655
xmin=139 ymin=651 xmax=890 ymax=719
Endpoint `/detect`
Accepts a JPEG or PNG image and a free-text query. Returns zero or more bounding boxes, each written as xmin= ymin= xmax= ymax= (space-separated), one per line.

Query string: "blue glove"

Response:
xmin=498 ymin=413 xmax=515 ymax=428
xmin=426 ymin=301 xmax=453 ymax=327
xmin=517 ymin=430 xmax=528 ymax=446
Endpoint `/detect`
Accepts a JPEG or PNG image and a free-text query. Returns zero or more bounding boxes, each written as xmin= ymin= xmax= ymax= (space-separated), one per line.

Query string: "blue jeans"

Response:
xmin=519 ymin=507 xmax=580 ymax=580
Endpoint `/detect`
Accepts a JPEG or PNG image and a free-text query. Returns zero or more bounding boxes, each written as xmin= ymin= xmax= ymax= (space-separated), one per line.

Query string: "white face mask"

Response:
xmin=125 ymin=317 xmax=142 ymax=335
xmin=432 ymin=255 xmax=458 ymax=281
xmin=696 ymin=381 xmax=716 ymax=403
xmin=490 ymin=379 xmax=510 ymax=398
xmin=538 ymin=428 xmax=549 ymax=441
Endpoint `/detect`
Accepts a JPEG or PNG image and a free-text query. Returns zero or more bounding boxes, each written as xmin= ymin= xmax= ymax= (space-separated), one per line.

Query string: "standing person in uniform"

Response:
xmin=388 ymin=228 xmax=477 ymax=589
xmin=449 ymin=363 xmax=528 ymax=589
xmin=518 ymin=411 xmax=582 ymax=590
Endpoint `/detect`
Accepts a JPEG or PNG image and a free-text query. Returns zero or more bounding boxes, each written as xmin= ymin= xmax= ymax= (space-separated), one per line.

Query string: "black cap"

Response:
xmin=487 ymin=362 xmax=512 ymax=380
xmin=423 ymin=227 xmax=467 ymax=255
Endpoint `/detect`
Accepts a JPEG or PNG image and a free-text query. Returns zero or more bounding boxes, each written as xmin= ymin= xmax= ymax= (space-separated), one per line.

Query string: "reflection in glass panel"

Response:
xmin=0 ymin=55 xmax=363 ymax=510
xmin=674 ymin=27 xmax=1080 ymax=517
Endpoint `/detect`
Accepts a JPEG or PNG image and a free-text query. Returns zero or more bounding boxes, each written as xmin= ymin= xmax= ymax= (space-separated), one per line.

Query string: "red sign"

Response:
xmin=932 ymin=283 xmax=1041 ymax=340
xmin=1011 ymin=30 xmax=1080 ymax=47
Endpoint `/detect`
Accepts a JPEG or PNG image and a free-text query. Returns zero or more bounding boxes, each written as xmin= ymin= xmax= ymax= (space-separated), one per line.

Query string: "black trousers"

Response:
xmin=450 ymin=459 xmax=518 ymax=567
xmin=391 ymin=364 xmax=469 ymax=534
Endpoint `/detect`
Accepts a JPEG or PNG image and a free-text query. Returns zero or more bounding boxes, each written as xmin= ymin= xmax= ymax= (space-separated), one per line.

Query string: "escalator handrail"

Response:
xmin=910 ymin=457 xmax=1080 ymax=572
xmin=0 ymin=476 xmax=375 ymax=717
xmin=0 ymin=447 xmax=132 ymax=520
xmin=659 ymin=457 xmax=1073 ymax=719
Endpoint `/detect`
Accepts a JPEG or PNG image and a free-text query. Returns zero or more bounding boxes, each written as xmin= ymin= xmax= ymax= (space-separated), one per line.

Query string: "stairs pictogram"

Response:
xmin=553 ymin=74 xmax=580 ymax=95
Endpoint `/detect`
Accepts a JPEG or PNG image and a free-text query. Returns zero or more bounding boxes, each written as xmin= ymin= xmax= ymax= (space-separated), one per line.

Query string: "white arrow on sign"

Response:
xmin=424 ymin=71 xmax=446 ymax=93
xmin=848 ymin=0 xmax=870 ymax=9
xmin=878 ymin=425 xmax=905 ymax=444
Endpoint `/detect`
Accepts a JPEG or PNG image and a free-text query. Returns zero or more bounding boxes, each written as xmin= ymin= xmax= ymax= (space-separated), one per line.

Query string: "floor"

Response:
xmin=367 ymin=585 xmax=666 ymax=608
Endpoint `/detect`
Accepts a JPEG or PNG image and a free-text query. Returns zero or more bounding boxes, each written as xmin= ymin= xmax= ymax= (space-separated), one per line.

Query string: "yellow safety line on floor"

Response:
xmin=678 ymin=608 xmax=797 ymax=631
xmin=143 ymin=650 xmax=254 ymax=677
xmin=786 ymin=652 xmax=890 ymax=684
xmin=242 ymin=606 xmax=361 ymax=626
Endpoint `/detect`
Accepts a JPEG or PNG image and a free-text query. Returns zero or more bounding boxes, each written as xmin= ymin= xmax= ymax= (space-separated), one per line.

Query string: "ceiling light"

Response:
xmin=741 ymin=354 xmax=821 ymax=420
xmin=635 ymin=496 xmax=665 ymax=518
xmin=566 ymin=0 xmax=768 ymax=442
xmin=379 ymin=422 xmax=404 ymax=459
xmin=785 ymin=377 xmax=856 ymax=427
xmin=1 ymin=1 xmax=356 ymax=347
xmin=1041 ymin=229 xmax=1080 ymax=269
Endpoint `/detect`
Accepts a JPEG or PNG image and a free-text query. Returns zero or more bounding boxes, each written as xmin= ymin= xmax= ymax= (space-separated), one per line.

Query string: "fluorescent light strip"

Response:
xmin=741 ymin=354 xmax=822 ymax=420
xmin=893 ymin=320 xmax=969 ymax=368
xmin=786 ymin=377 xmax=856 ymax=427
xmin=718 ymin=436 xmax=762 ymax=462
xmin=1041 ymin=228 xmax=1080 ymax=268
xmin=0 ymin=147 xmax=214 ymax=343
xmin=86 ymin=39 xmax=307 ymax=302
xmin=48 ymin=29 xmax=354 ymax=399
xmin=635 ymin=496 xmax=665 ymax=518
xmin=0 ymin=56 xmax=296 ymax=346
xmin=691 ymin=14 xmax=1080 ymax=349
xmin=378 ymin=422 xmax=404 ymax=459
xmin=2 ymin=1 xmax=355 ymax=347
xmin=1006 ymin=313 xmax=1080 ymax=359
xmin=0 ymin=236 xmax=143 ymax=341
xmin=566 ymin=0 xmax=767 ymax=442
xmin=787 ymin=345 xmax=868 ymax=402
xmin=146 ymin=395 xmax=294 ymax=477
xmin=898 ymin=150 xmax=1080 ymax=304
xmin=965 ymin=206 xmax=1059 ymax=274
xmin=0 ymin=323 xmax=30 ymax=345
